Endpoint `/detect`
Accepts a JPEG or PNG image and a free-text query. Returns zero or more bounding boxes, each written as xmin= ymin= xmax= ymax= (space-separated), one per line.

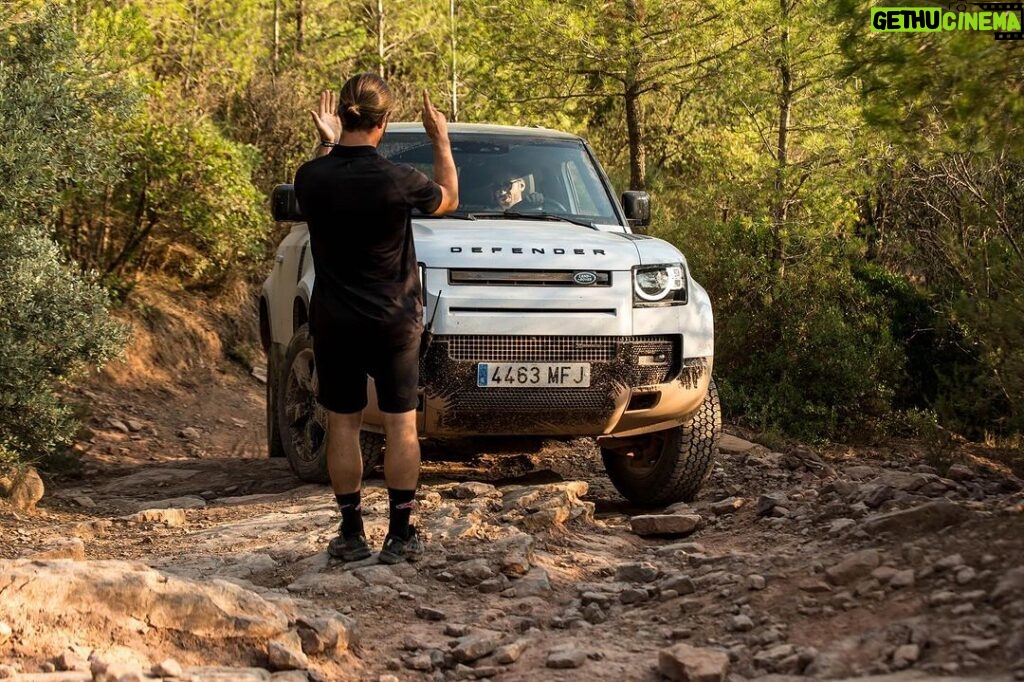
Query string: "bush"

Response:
xmin=663 ymin=217 xmax=904 ymax=441
xmin=0 ymin=223 xmax=127 ymax=466
xmin=0 ymin=5 xmax=135 ymax=468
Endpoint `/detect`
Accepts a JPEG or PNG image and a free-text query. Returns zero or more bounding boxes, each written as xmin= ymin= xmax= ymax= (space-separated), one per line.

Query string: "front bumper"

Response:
xmin=417 ymin=334 xmax=712 ymax=437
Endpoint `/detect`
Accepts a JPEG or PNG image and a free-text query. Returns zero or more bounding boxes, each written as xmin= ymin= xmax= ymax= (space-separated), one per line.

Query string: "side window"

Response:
xmin=564 ymin=160 xmax=599 ymax=215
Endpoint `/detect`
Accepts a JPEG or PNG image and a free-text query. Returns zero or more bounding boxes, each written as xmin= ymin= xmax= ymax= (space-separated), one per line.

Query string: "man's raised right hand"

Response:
xmin=422 ymin=90 xmax=449 ymax=143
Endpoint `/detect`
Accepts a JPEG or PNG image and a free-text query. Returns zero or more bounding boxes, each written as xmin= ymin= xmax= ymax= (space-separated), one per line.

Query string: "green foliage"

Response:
xmin=669 ymin=217 xmax=903 ymax=440
xmin=0 ymin=222 xmax=127 ymax=465
xmin=0 ymin=3 xmax=130 ymax=466
xmin=114 ymin=116 xmax=267 ymax=283
xmin=0 ymin=3 xmax=142 ymax=225
xmin=835 ymin=0 xmax=1024 ymax=155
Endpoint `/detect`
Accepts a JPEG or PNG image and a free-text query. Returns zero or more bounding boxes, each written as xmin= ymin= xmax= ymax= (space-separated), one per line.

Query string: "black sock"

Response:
xmin=335 ymin=491 xmax=364 ymax=540
xmin=387 ymin=488 xmax=416 ymax=540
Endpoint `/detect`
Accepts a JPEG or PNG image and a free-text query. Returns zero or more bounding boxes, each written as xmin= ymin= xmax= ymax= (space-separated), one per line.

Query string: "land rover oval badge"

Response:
xmin=573 ymin=271 xmax=598 ymax=285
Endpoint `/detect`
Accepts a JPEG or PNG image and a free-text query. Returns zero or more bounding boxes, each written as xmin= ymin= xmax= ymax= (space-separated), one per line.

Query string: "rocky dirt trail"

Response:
xmin=2 ymin=359 xmax=1023 ymax=682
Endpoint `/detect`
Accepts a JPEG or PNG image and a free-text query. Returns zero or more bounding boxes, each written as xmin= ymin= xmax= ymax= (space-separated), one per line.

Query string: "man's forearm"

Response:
xmin=432 ymin=140 xmax=459 ymax=213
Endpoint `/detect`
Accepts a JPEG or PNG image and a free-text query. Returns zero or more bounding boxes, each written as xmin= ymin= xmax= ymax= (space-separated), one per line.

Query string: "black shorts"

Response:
xmin=313 ymin=325 xmax=421 ymax=414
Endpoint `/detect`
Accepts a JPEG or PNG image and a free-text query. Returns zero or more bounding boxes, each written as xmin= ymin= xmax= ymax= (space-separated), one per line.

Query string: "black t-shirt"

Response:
xmin=293 ymin=145 xmax=442 ymax=344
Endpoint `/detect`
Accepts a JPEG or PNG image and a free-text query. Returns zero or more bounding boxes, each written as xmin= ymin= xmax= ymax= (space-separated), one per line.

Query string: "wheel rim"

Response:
xmin=283 ymin=347 xmax=326 ymax=465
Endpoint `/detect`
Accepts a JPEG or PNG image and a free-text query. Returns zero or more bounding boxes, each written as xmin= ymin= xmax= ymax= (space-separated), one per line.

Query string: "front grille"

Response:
xmin=449 ymin=269 xmax=611 ymax=286
xmin=447 ymin=336 xmax=618 ymax=363
xmin=440 ymin=388 xmax=614 ymax=434
xmin=449 ymin=388 xmax=611 ymax=412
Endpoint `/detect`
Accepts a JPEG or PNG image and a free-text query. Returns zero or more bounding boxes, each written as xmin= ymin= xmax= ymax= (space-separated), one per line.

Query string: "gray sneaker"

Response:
xmin=378 ymin=526 xmax=424 ymax=564
xmin=328 ymin=532 xmax=371 ymax=562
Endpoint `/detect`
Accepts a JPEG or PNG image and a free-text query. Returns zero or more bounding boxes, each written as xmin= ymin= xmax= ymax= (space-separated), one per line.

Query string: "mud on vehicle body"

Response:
xmin=261 ymin=123 xmax=718 ymax=506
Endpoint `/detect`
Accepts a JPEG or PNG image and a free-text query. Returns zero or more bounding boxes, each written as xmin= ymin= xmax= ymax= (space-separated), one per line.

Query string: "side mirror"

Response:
xmin=272 ymin=184 xmax=304 ymax=222
xmin=622 ymin=191 xmax=651 ymax=229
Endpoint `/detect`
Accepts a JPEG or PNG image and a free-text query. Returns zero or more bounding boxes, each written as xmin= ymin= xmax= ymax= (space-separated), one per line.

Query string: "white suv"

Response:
xmin=260 ymin=123 xmax=718 ymax=506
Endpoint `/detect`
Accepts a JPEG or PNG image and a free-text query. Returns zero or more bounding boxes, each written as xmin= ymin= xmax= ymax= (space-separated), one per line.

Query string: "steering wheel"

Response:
xmin=516 ymin=194 xmax=569 ymax=213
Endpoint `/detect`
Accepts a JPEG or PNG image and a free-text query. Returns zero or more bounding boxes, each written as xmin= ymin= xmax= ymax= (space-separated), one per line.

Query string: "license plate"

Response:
xmin=476 ymin=363 xmax=591 ymax=388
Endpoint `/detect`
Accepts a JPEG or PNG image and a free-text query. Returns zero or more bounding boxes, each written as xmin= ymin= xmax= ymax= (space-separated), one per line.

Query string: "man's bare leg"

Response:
xmin=381 ymin=410 xmax=420 ymax=490
xmin=379 ymin=409 xmax=423 ymax=562
xmin=325 ymin=410 xmax=371 ymax=560
xmin=326 ymin=410 xmax=363 ymax=494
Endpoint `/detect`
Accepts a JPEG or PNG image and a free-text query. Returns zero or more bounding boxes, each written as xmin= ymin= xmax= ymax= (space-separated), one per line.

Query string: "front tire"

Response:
xmin=266 ymin=343 xmax=286 ymax=459
xmin=278 ymin=325 xmax=383 ymax=483
xmin=601 ymin=378 xmax=721 ymax=507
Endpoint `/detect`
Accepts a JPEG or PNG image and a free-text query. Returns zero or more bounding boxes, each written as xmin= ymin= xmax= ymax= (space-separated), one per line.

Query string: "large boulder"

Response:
xmin=860 ymin=500 xmax=972 ymax=536
xmin=0 ymin=559 xmax=289 ymax=640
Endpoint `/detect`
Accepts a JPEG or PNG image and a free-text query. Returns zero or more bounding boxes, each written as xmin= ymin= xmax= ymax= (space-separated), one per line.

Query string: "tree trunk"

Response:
xmin=377 ymin=0 xmax=385 ymax=77
xmin=624 ymin=84 xmax=647 ymax=192
xmin=450 ymin=0 xmax=458 ymax=120
xmin=624 ymin=0 xmax=647 ymax=192
xmin=183 ymin=1 xmax=200 ymax=94
xmin=295 ymin=0 xmax=304 ymax=54
xmin=272 ymin=0 xmax=280 ymax=75
xmin=772 ymin=0 xmax=793 ymax=280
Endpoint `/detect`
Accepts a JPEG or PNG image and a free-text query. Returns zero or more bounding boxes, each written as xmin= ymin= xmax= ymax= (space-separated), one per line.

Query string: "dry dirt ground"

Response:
xmin=1 ymin=288 xmax=1023 ymax=682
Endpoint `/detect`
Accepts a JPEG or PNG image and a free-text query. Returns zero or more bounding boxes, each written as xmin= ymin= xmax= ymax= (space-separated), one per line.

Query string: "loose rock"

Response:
xmin=757 ymin=493 xmax=789 ymax=517
xmin=825 ymin=548 xmax=880 ymax=585
xmin=55 ymin=650 xmax=89 ymax=672
xmin=0 ymin=466 xmax=44 ymax=511
xmin=747 ymin=575 xmax=767 ymax=591
xmin=861 ymin=500 xmax=972 ymax=536
xmin=889 ymin=569 xmax=915 ymax=588
xmin=415 ymin=606 xmax=446 ymax=621
xmin=892 ymin=643 xmax=920 ymax=669
xmin=991 ymin=567 xmax=1024 ymax=604
xmin=711 ymin=497 xmax=745 ymax=515
xmin=267 ymin=631 xmax=309 ymax=671
xmin=29 ymin=538 xmax=86 ymax=561
xmin=546 ymin=647 xmax=587 ymax=669
xmin=495 ymin=639 xmax=529 ymax=664
xmin=616 ymin=562 xmax=660 ymax=583
xmin=153 ymin=658 xmax=184 ymax=677
xmin=128 ymin=508 xmax=187 ymax=527
xmin=659 ymin=643 xmax=730 ymax=682
xmin=630 ymin=514 xmax=702 ymax=536
xmin=452 ymin=632 xmax=502 ymax=663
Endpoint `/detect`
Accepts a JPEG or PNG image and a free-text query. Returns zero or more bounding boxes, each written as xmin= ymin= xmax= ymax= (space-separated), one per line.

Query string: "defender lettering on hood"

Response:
xmin=450 ymin=247 xmax=607 ymax=255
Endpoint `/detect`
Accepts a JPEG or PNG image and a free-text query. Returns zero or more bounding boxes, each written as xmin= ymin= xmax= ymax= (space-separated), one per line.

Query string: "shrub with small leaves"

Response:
xmin=0 ymin=223 xmax=127 ymax=466
xmin=0 ymin=5 xmax=133 ymax=468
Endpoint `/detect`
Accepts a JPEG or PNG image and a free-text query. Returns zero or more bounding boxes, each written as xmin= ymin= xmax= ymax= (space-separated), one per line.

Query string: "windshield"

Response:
xmin=378 ymin=132 xmax=621 ymax=225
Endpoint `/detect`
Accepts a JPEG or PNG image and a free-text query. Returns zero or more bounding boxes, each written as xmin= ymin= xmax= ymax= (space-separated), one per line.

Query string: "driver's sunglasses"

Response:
xmin=495 ymin=178 xmax=523 ymax=192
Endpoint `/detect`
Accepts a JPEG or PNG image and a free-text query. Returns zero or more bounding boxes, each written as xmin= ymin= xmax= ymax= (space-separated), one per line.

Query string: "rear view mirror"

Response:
xmin=622 ymin=191 xmax=651 ymax=229
xmin=272 ymin=184 xmax=303 ymax=222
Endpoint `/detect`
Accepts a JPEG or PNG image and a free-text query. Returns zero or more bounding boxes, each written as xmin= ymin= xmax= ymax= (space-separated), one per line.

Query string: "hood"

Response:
xmin=632 ymin=235 xmax=688 ymax=267
xmin=412 ymin=218 xmax=641 ymax=269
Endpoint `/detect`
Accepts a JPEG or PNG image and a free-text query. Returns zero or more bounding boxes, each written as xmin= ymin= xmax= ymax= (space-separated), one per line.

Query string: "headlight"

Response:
xmin=633 ymin=264 xmax=687 ymax=305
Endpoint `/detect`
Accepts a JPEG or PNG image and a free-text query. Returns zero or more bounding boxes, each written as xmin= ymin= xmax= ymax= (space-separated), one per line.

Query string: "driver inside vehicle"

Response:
xmin=491 ymin=171 xmax=543 ymax=211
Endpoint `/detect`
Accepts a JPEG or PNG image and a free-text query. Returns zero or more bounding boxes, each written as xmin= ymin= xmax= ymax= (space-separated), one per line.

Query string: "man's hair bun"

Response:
xmin=338 ymin=73 xmax=394 ymax=132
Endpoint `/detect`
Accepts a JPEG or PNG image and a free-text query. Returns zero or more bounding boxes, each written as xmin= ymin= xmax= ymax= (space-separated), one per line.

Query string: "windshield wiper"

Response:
xmin=467 ymin=211 xmax=597 ymax=229
xmin=414 ymin=212 xmax=475 ymax=220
